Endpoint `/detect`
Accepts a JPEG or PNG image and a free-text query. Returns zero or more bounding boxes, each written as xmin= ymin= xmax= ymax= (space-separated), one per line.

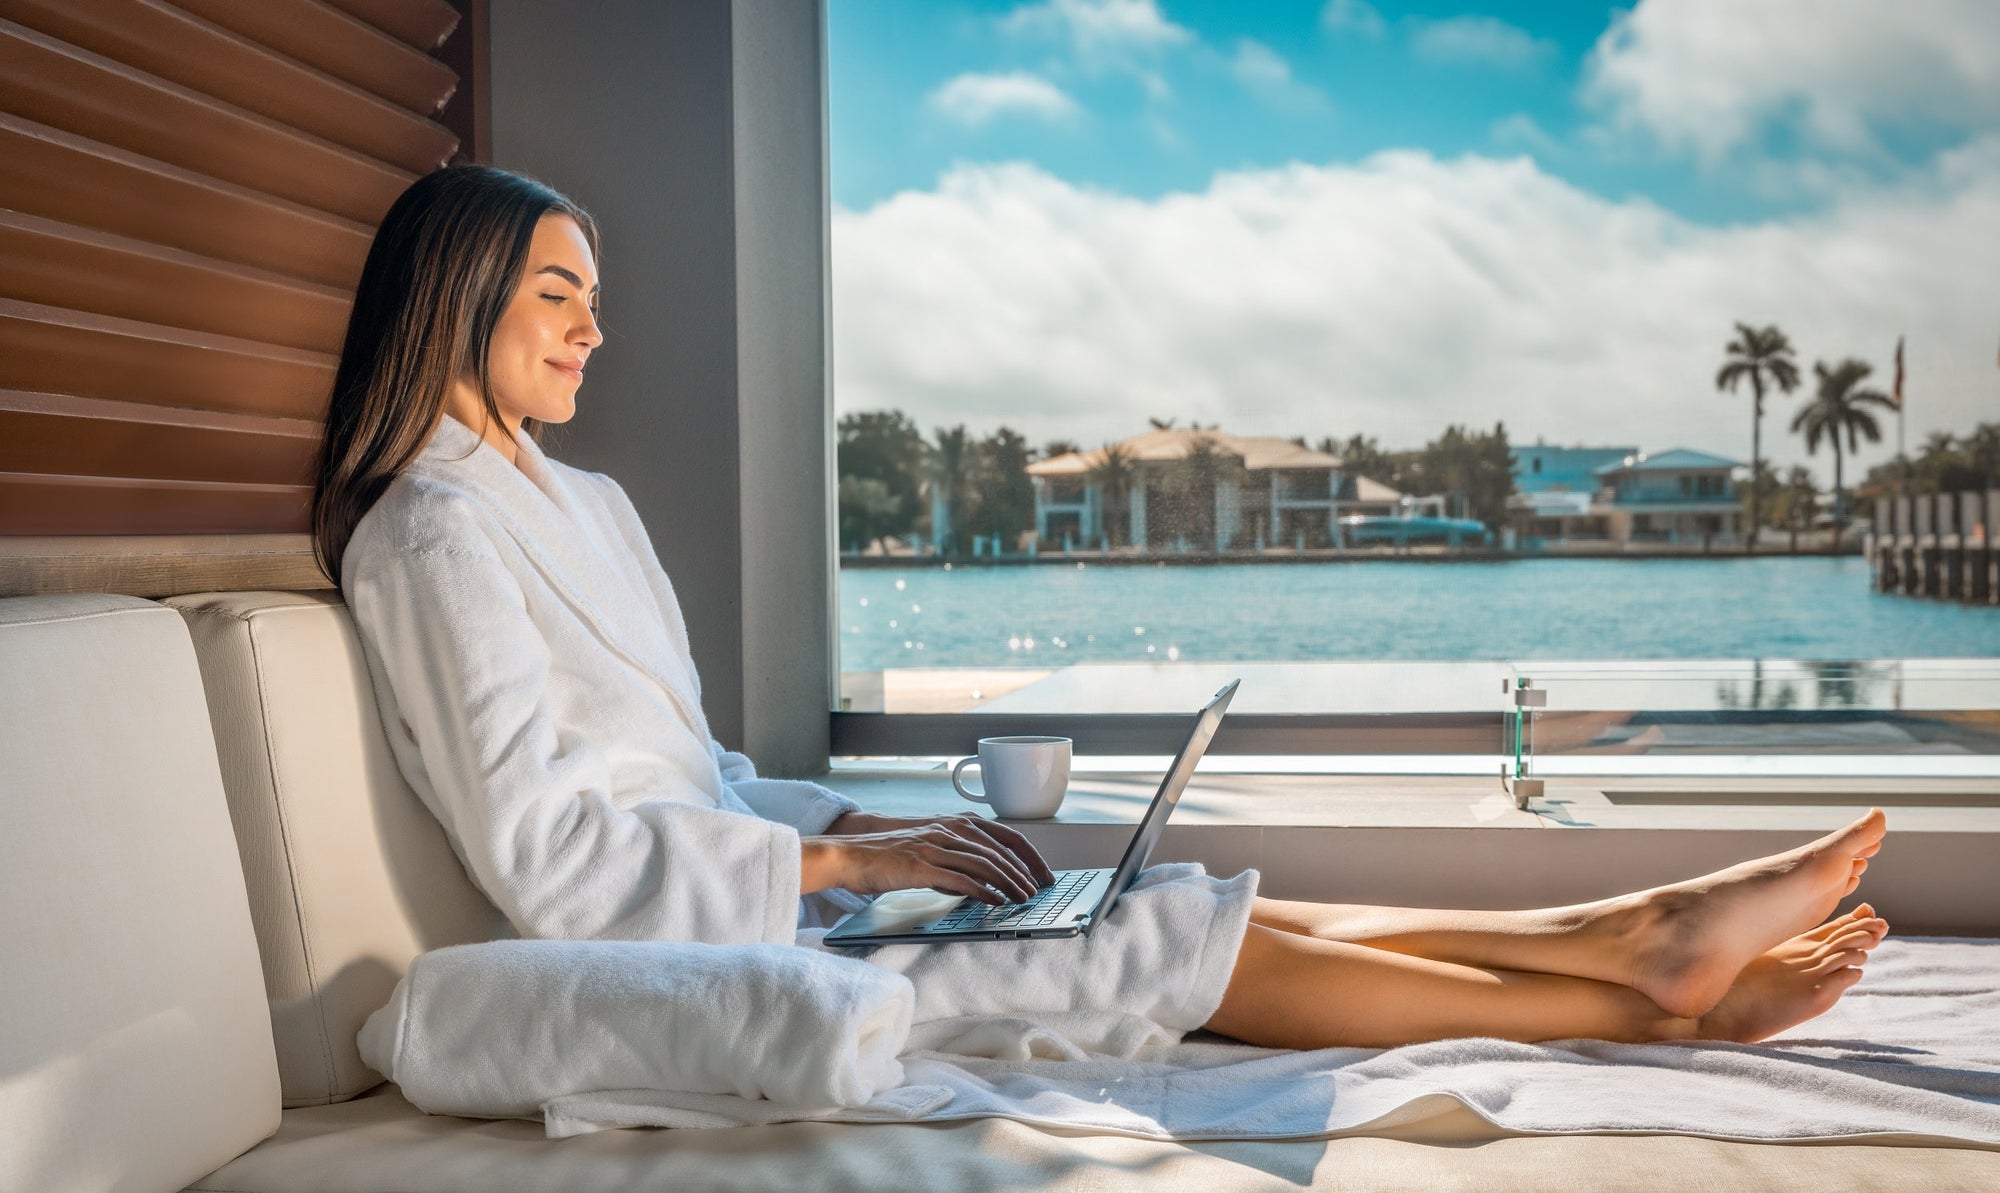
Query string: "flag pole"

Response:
xmin=1893 ymin=335 xmax=1907 ymax=493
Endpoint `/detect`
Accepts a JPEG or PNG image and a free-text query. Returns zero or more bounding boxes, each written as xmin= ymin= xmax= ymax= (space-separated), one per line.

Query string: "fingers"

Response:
xmin=919 ymin=864 xmax=1011 ymax=905
xmin=917 ymin=827 xmax=1039 ymax=903
xmin=955 ymin=815 xmax=1058 ymax=886
xmin=931 ymin=818 xmax=1041 ymax=897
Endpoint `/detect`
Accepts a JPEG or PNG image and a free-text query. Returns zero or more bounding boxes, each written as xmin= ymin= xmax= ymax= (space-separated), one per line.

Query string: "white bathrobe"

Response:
xmin=345 ymin=411 xmax=1259 ymax=1032
xmin=343 ymin=411 xmax=860 ymax=945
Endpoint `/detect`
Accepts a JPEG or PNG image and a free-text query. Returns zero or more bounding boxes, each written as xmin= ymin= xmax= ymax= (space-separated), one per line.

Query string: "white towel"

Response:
xmin=835 ymin=862 xmax=1260 ymax=1032
xmin=356 ymin=939 xmax=914 ymax=1119
xmin=545 ymin=937 xmax=2000 ymax=1145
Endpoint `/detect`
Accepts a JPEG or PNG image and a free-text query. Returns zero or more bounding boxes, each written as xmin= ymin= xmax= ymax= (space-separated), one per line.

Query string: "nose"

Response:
xmin=573 ymin=303 xmax=603 ymax=352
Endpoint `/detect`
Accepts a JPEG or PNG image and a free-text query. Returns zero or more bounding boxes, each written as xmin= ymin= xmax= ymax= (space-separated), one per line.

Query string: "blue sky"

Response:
xmin=831 ymin=0 xmax=1946 ymax=225
xmin=825 ymin=0 xmax=2000 ymax=474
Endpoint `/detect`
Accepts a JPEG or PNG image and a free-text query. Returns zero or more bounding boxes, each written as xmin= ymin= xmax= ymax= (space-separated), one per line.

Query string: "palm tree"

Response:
xmin=1790 ymin=359 xmax=1895 ymax=541
xmin=1161 ymin=434 xmax=1243 ymax=551
xmin=1781 ymin=465 xmax=1817 ymax=551
xmin=1912 ymin=430 xmax=1959 ymax=494
xmin=1967 ymin=422 xmax=2000 ymax=490
xmin=1086 ymin=441 xmax=1136 ymax=548
xmin=928 ymin=425 xmax=971 ymax=556
xmin=1716 ymin=323 xmax=1801 ymax=550
xmin=837 ymin=475 xmax=898 ymax=555
xmin=1919 ymin=430 xmax=1957 ymax=462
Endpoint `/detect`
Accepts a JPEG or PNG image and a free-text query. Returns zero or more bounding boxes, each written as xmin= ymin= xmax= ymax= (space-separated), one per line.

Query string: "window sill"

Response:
xmin=816 ymin=766 xmax=2000 ymax=832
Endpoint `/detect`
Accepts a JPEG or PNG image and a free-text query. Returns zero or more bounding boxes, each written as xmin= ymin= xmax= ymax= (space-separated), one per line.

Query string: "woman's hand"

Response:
xmin=801 ymin=811 xmax=1057 ymax=905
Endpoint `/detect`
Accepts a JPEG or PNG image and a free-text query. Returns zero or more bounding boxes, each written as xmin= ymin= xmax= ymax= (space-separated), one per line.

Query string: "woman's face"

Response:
xmin=481 ymin=213 xmax=602 ymax=426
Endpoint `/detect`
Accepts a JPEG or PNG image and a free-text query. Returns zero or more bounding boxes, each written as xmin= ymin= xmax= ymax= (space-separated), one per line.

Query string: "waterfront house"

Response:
xmin=1596 ymin=448 xmax=1746 ymax=544
xmin=1510 ymin=444 xmax=1638 ymax=542
xmin=1508 ymin=445 xmax=1744 ymax=546
xmin=1027 ymin=427 xmax=1414 ymax=550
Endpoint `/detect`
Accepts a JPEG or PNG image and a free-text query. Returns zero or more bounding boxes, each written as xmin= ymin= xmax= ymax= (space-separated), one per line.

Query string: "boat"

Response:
xmin=1337 ymin=514 xmax=1493 ymax=546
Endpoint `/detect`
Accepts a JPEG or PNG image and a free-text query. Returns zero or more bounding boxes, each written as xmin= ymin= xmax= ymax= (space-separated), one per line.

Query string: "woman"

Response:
xmin=319 ymin=165 xmax=1889 ymax=1053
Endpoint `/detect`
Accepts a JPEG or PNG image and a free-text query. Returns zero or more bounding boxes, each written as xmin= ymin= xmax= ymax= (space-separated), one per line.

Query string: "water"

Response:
xmin=837 ymin=557 xmax=2000 ymax=672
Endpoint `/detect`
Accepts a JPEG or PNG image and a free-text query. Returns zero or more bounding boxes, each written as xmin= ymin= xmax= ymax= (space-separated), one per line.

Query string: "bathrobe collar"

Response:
xmin=407 ymin=411 xmax=709 ymax=734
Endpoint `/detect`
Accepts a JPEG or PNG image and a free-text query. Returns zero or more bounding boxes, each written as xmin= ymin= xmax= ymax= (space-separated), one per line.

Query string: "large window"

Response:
xmin=825 ymin=0 xmax=2000 ymax=772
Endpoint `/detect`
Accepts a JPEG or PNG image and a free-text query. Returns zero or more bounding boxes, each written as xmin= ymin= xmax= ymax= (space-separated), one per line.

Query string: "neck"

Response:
xmin=443 ymin=382 xmax=523 ymax=466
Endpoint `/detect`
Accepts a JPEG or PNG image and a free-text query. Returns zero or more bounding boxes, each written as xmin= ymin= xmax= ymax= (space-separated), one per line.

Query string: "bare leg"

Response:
xmin=1207 ymin=923 xmax=1687 ymax=1050
xmin=1207 ymin=914 xmax=1884 ymax=1051
xmin=1249 ymin=808 xmax=1886 ymax=1017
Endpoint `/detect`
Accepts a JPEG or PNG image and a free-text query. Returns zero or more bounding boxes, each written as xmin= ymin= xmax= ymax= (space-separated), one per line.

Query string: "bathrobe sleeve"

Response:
xmin=712 ymin=741 xmax=861 ymax=836
xmin=583 ymin=471 xmax=863 ymax=839
xmin=347 ymin=536 xmax=803 ymax=947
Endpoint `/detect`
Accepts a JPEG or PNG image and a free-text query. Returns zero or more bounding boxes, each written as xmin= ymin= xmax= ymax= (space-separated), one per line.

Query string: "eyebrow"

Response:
xmin=535 ymin=264 xmax=600 ymax=295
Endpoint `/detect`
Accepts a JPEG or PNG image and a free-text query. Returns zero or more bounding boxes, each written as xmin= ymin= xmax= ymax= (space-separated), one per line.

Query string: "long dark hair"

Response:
xmin=311 ymin=165 xmax=598 ymax=588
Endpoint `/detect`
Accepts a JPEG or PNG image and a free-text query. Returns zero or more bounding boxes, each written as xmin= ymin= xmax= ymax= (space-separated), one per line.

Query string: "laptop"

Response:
xmin=823 ymin=678 xmax=1239 ymax=946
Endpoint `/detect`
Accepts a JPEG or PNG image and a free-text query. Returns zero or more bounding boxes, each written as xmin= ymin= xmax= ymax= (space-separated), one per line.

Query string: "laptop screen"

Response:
xmin=1098 ymin=679 xmax=1239 ymax=905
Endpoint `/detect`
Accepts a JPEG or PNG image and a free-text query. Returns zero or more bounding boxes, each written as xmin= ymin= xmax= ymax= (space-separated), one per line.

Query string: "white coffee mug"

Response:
xmin=951 ymin=736 xmax=1071 ymax=819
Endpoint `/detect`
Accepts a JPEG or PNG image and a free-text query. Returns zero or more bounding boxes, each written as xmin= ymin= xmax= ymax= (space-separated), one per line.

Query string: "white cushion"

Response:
xmin=166 ymin=591 xmax=510 ymax=1107
xmin=0 ymin=594 xmax=280 ymax=1193
xmin=188 ymin=1083 xmax=2000 ymax=1192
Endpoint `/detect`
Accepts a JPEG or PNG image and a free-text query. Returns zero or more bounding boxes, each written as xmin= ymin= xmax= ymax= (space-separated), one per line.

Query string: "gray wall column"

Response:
xmin=488 ymin=0 xmax=832 ymax=776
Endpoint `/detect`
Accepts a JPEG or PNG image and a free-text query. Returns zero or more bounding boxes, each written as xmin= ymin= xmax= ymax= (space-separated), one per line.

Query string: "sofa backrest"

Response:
xmin=166 ymin=591 xmax=511 ymax=1107
xmin=0 ymin=594 xmax=282 ymax=1193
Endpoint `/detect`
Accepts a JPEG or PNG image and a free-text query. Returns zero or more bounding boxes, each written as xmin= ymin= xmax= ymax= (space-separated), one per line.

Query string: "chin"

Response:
xmin=530 ymin=397 xmax=578 ymax=425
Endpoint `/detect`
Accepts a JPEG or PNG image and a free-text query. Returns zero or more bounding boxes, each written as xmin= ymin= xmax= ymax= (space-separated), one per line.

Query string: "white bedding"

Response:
xmin=542 ymin=937 xmax=2000 ymax=1145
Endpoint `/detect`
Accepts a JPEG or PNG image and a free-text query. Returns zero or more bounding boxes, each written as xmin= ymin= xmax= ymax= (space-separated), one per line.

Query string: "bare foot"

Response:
xmin=1687 ymin=908 xmax=1889 ymax=1043
xmin=1619 ymin=809 xmax=1887 ymax=1018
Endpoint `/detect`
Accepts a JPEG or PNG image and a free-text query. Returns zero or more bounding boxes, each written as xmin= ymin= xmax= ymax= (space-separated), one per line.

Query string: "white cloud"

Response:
xmin=1585 ymin=0 xmax=2000 ymax=163
xmin=1409 ymin=16 xmax=1556 ymax=70
xmin=831 ymin=148 xmax=2000 ymax=477
xmin=1000 ymin=0 xmax=1193 ymax=68
xmin=928 ymin=72 xmax=1082 ymax=127
xmin=1320 ymin=0 xmax=1385 ymax=39
xmin=1228 ymin=38 xmax=1328 ymax=112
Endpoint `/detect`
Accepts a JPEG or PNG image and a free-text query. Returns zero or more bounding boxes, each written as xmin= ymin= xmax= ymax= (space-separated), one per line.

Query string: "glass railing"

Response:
xmin=1504 ymin=659 xmax=2000 ymax=784
xmin=836 ymin=657 xmax=2000 ymax=779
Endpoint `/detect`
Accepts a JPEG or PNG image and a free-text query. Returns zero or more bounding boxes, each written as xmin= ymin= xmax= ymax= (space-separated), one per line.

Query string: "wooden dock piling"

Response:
xmin=1871 ymin=490 xmax=1999 ymax=606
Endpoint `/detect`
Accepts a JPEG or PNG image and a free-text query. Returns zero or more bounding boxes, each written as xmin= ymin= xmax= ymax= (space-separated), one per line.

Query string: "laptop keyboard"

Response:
xmin=923 ymin=869 xmax=1097 ymax=933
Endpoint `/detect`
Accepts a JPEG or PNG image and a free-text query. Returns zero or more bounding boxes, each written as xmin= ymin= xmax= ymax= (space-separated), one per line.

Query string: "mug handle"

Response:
xmin=951 ymin=756 xmax=988 ymax=803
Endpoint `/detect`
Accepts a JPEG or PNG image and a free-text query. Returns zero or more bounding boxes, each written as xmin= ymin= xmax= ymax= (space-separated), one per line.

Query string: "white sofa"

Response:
xmin=4 ymin=590 xmax=1997 ymax=1192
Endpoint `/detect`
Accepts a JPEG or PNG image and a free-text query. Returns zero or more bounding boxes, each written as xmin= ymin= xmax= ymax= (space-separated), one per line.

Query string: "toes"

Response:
xmin=1842 ymin=874 xmax=1861 ymax=895
xmin=1824 ymin=966 xmax=1867 ymax=995
xmin=1856 ymin=840 xmax=1883 ymax=860
xmin=1805 ymin=908 xmax=1867 ymax=940
xmin=1830 ymin=809 xmax=1888 ymax=851
xmin=1805 ymin=949 xmax=1867 ymax=979
xmin=1851 ymin=857 xmax=1869 ymax=879
xmin=1820 ymin=927 xmax=1878 ymax=955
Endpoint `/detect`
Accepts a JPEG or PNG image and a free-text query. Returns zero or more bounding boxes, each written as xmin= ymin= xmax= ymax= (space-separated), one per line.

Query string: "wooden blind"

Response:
xmin=0 ymin=0 xmax=465 ymax=544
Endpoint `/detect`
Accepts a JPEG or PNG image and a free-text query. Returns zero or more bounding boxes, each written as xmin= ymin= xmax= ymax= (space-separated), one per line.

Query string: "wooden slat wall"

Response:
xmin=0 ymin=0 xmax=467 ymax=589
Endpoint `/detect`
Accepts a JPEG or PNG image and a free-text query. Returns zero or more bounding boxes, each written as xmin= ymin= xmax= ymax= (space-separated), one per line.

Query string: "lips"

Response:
xmin=547 ymin=359 xmax=586 ymax=383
